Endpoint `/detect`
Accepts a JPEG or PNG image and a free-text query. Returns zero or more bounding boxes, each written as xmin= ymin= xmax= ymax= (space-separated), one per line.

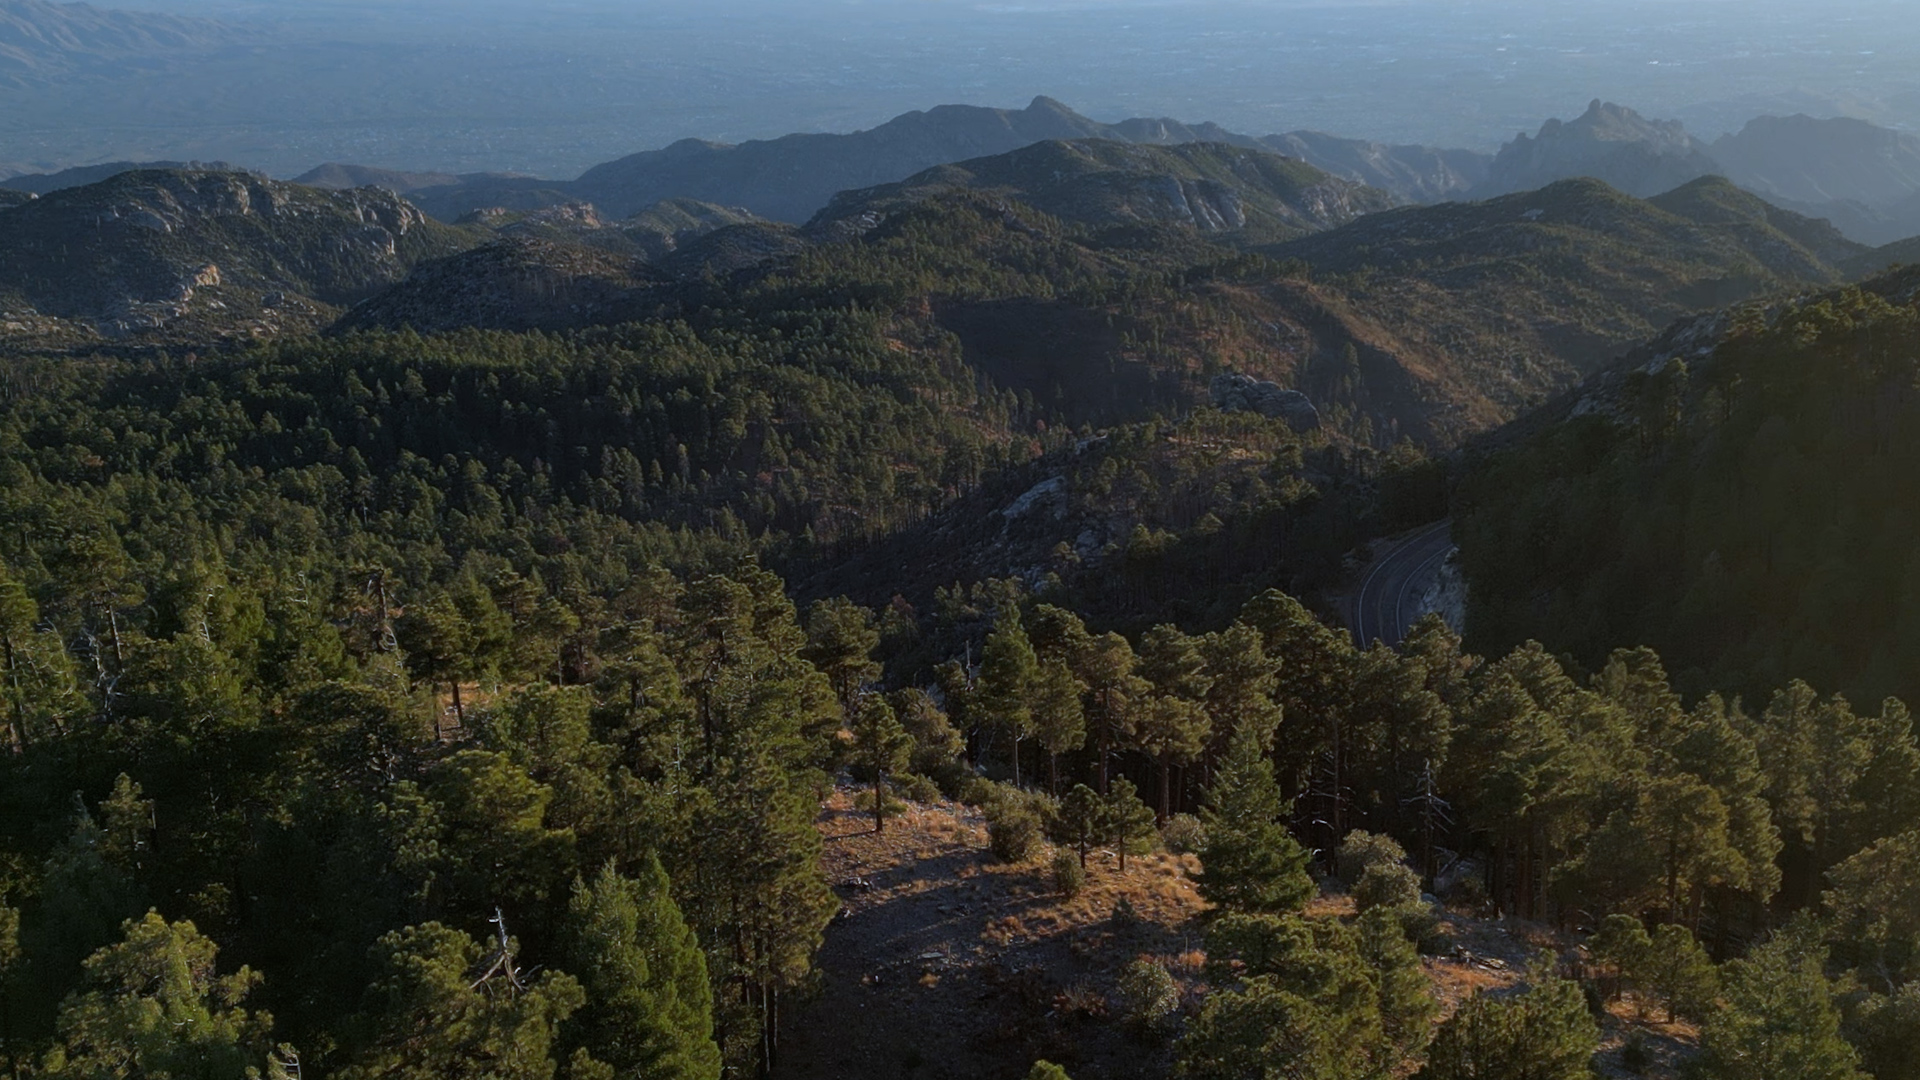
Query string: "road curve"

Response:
xmin=1350 ymin=520 xmax=1454 ymax=649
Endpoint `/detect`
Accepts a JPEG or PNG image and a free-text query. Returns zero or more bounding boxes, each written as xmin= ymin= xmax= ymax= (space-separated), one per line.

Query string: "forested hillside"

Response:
xmin=1456 ymin=266 xmax=1920 ymax=705
xmin=1 ymin=146 xmax=1919 ymax=1080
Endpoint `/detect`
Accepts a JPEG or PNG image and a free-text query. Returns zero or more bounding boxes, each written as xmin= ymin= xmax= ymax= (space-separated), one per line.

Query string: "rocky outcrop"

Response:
xmin=1476 ymin=100 xmax=1719 ymax=199
xmin=1209 ymin=374 xmax=1321 ymax=431
xmin=0 ymin=168 xmax=474 ymax=347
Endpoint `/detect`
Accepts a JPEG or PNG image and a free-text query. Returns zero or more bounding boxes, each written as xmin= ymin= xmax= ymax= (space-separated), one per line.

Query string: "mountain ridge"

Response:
xmin=0 ymin=167 xmax=477 ymax=348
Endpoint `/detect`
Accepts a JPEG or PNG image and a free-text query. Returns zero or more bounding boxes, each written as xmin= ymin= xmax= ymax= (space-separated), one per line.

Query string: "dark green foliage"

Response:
xmin=1050 ymin=851 xmax=1086 ymax=898
xmin=1825 ymin=829 xmax=1920 ymax=991
xmin=1055 ymin=784 xmax=1106 ymax=869
xmin=1196 ymin=721 xmax=1314 ymax=914
xmin=985 ymin=787 xmax=1044 ymax=863
xmin=1414 ymin=963 xmax=1598 ymax=1080
xmin=561 ymin=858 xmax=720 ymax=1080
xmin=1698 ymin=933 xmax=1864 ymax=1080
xmin=978 ymin=608 xmax=1040 ymax=786
xmin=1105 ymin=777 xmax=1158 ymax=873
xmin=43 ymin=912 xmax=274 ymax=1080
xmin=1457 ymin=276 xmax=1920 ymax=711
xmin=1354 ymin=907 xmax=1438 ymax=1062
xmin=1640 ymin=923 xmax=1720 ymax=1024
xmin=1117 ymin=957 xmax=1179 ymax=1035
xmin=1849 ymin=984 xmax=1920 ymax=1080
xmin=341 ymin=921 xmax=586 ymax=1080
xmin=1182 ymin=912 xmax=1416 ymax=1079
xmin=851 ymin=694 xmax=912 ymax=833
xmin=1337 ymin=831 xmax=1409 ymax=890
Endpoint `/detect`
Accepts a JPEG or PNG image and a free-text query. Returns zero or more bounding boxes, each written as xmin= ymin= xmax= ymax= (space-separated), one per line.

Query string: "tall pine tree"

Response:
xmin=562 ymin=857 xmax=721 ymax=1080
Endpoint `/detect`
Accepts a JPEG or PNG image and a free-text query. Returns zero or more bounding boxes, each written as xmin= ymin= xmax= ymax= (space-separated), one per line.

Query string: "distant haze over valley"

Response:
xmin=1 ymin=0 xmax=1917 ymax=179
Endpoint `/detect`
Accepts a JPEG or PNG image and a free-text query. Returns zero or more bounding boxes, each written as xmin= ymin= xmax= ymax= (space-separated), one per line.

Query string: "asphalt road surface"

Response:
xmin=1351 ymin=520 xmax=1454 ymax=649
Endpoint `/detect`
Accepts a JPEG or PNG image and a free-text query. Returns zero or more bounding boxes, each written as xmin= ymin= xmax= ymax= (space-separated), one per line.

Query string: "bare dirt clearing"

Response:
xmin=773 ymin=787 xmax=1208 ymax=1080
xmin=773 ymin=787 xmax=1700 ymax=1080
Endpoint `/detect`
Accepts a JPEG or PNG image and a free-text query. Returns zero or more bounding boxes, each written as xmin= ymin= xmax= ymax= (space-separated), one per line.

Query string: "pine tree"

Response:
xmin=1195 ymin=721 xmax=1314 ymax=914
xmin=1030 ymin=658 xmax=1086 ymax=793
xmin=801 ymin=597 xmax=881 ymax=718
xmin=1175 ymin=976 xmax=1359 ymax=1080
xmin=44 ymin=912 xmax=275 ymax=1080
xmin=1641 ymin=923 xmax=1719 ymax=1024
xmin=1137 ymin=625 xmax=1214 ymax=820
xmin=1698 ymin=933 xmax=1863 ymax=1080
xmin=562 ymin=858 xmax=721 ymax=1080
xmin=1105 ymin=777 xmax=1156 ymax=873
xmin=1354 ymin=907 xmax=1437 ymax=1065
xmin=1586 ymin=913 xmax=1652 ymax=1003
xmin=1056 ymin=784 xmax=1106 ymax=869
xmin=343 ymin=921 xmax=585 ymax=1080
xmin=1072 ymin=631 xmax=1146 ymax=793
xmin=978 ymin=608 xmax=1039 ymax=788
xmin=891 ymin=687 xmax=964 ymax=779
xmin=1415 ymin=961 xmax=1598 ymax=1080
xmin=1199 ymin=621 xmax=1282 ymax=761
xmin=851 ymin=694 xmax=911 ymax=833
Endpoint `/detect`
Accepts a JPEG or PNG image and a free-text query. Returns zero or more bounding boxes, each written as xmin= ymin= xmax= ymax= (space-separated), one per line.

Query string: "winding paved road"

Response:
xmin=1350 ymin=520 xmax=1454 ymax=649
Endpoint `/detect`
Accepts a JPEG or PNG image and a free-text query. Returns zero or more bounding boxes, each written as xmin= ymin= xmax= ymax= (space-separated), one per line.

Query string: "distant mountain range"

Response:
xmin=0 ymin=0 xmax=249 ymax=87
xmin=9 ymin=94 xmax=1920 ymax=252
xmin=813 ymin=139 xmax=1396 ymax=238
xmin=270 ymin=98 xmax=1480 ymax=225
xmin=1475 ymin=100 xmax=1920 ymax=245
xmin=327 ymin=150 xmax=1874 ymax=446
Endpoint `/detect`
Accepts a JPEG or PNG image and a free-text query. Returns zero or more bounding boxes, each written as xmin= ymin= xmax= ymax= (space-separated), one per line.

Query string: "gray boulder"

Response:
xmin=1209 ymin=374 xmax=1321 ymax=432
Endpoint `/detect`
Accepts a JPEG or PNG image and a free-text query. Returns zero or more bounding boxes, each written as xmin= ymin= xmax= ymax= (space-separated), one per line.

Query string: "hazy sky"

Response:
xmin=7 ymin=0 xmax=1918 ymax=175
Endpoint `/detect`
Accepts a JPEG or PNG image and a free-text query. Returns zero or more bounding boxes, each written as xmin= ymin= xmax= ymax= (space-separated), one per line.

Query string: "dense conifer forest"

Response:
xmin=1 ymin=164 xmax=1918 ymax=1080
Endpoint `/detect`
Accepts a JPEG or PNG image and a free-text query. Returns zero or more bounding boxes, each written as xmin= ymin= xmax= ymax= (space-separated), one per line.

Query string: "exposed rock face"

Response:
xmin=453 ymin=198 xmax=767 ymax=263
xmin=0 ymin=168 xmax=474 ymax=348
xmin=1209 ymin=373 xmax=1321 ymax=431
xmin=1476 ymin=100 xmax=1720 ymax=199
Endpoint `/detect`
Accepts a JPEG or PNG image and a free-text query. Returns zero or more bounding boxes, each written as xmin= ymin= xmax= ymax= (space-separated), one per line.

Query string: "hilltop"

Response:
xmin=336 ymin=167 xmax=1862 ymax=455
xmin=813 ymin=140 xmax=1395 ymax=239
xmin=1 ymin=158 xmax=243 ymax=195
xmin=330 ymin=237 xmax=663 ymax=335
xmin=1267 ymin=176 xmax=1862 ymax=417
xmin=1454 ymin=261 xmax=1920 ymax=702
xmin=316 ymin=98 xmax=1476 ymax=226
xmin=0 ymin=168 xmax=476 ymax=347
xmin=1475 ymin=100 xmax=1719 ymax=199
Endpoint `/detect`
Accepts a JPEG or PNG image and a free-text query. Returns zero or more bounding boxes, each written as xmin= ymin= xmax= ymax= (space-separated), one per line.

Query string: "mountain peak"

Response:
xmin=1478 ymin=100 xmax=1716 ymax=198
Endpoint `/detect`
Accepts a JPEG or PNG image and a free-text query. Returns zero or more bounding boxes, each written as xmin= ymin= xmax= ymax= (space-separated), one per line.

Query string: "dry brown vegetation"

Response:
xmin=776 ymin=787 xmax=1701 ymax=1080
